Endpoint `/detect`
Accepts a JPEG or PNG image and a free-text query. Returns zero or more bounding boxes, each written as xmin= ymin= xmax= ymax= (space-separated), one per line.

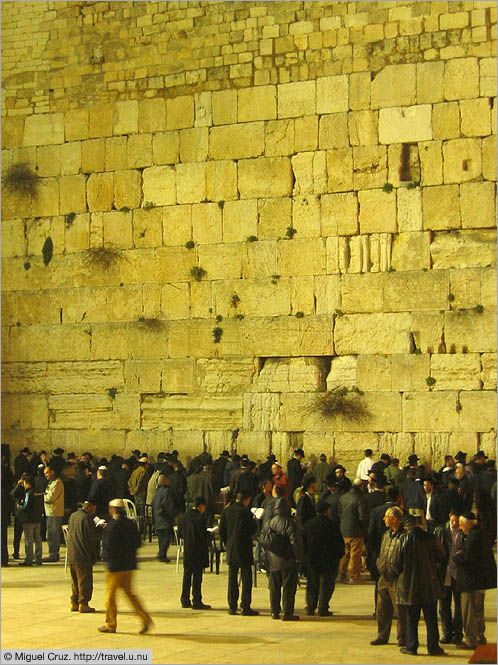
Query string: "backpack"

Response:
xmin=259 ymin=523 xmax=289 ymax=557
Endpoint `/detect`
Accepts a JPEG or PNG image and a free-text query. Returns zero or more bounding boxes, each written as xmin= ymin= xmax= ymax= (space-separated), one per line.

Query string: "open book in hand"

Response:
xmin=94 ymin=517 xmax=106 ymax=527
xmin=207 ymin=526 xmax=219 ymax=534
xmin=251 ymin=507 xmax=264 ymax=520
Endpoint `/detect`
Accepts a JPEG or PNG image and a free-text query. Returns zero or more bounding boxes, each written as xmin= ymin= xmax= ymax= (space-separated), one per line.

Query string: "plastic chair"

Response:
xmin=62 ymin=525 xmax=69 ymax=575
xmin=123 ymin=498 xmax=138 ymax=521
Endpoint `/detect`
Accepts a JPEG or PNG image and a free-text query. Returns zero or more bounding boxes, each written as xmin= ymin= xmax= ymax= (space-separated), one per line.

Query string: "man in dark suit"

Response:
xmin=296 ymin=476 xmax=316 ymax=529
xmin=219 ymin=491 xmax=258 ymax=616
xmin=287 ymin=449 xmax=305 ymax=508
xmin=303 ymin=501 xmax=345 ymax=616
xmin=179 ymin=496 xmax=210 ymax=610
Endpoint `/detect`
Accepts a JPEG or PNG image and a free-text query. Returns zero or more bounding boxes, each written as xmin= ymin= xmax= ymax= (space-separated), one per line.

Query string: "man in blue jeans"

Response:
xmin=43 ymin=464 xmax=64 ymax=562
xmin=17 ymin=473 xmax=43 ymax=566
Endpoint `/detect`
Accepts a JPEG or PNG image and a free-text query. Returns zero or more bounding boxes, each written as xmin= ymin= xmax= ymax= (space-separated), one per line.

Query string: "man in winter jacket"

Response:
xmin=67 ymin=500 xmax=102 ymax=613
xmin=43 ymin=464 xmax=64 ymax=562
xmin=151 ymin=474 xmax=177 ymax=562
xmin=16 ymin=473 xmax=43 ymax=566
xmin=266 ymin=497 xmax=304 ymax=621
xmin=337 ymin=478 xmax=368 ymax=583
xmin=303 ymin=500 xmax=344 ymax=616
xmin=179 ymin=496 xmax=210 ymax=609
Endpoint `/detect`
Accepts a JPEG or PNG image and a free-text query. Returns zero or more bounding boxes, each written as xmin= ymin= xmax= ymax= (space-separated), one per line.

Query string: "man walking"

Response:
xmin=179 ymin=497 xmax=210 ymax=610
xmin=43 ymin=464 xmax=64 ymax=562
xmin=67 ymin=500 xmax=102 ymax=613
xmin=219 ymin=491 xmax=258 ymax=616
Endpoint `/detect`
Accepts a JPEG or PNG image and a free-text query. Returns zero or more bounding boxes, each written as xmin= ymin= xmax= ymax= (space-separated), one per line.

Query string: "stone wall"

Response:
xmin=1 ymin=1 xmax=496 ymax=470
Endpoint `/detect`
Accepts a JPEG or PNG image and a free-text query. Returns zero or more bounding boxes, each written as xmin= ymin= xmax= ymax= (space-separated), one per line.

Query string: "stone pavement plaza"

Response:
xmin=2 ymin=535 xmax=496 ymax=665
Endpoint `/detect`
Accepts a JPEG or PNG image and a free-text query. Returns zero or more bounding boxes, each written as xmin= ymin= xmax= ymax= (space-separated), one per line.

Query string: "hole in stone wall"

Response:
xmin=489 ymin=97 xmax=494 ymax=109
xmin=462 ymin=160 xmax=469 ymax=171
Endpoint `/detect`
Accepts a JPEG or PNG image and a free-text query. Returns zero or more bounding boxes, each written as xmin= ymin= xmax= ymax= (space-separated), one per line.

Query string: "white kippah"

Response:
xmin=109 ymin=498 xmax=125 ymax=508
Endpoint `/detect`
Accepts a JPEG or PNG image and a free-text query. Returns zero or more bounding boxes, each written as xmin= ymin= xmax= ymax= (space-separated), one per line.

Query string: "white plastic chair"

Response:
xmin=123 ymin=499 xmax=138 ymax=522
xmin=62 ymin=525 xmax=69 ymax=575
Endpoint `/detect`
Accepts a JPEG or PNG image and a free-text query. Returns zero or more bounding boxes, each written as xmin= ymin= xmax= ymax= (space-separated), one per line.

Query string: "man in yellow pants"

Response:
xmin=98 ymin=498 xmax=153 ymax=634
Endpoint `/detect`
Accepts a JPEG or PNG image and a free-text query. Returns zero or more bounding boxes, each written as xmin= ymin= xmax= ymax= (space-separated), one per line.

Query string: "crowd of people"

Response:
xmin=1 ymin=442 xmax=496 ymax=652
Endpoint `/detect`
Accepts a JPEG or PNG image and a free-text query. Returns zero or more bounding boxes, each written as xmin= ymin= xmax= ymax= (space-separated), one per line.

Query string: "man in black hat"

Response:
xmin=319 ymin=473 xmax=341 ymax=525
xmin=287 ymin=449 xmax=305 ymax=508
xmin=258 ymin=454 xmax=276 ymax=483
xmin=403 ymin=453 xmax=419 ymax=477
xmin=14 ymin=447 xmax=31 ymax=480
xmin=212 ymin=450 xmax=230 ymax=491
xmin=454 ymin=451 xmax=467 ymax=465
xmin=50 ymin=448 xmax=66 ymax=476
xmin=470 ymin=451 xmax=488 ymax=477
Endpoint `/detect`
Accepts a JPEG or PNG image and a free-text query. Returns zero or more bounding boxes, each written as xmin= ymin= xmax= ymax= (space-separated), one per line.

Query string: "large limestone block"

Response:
xmin=89 ymin=104 xmax=113 ymax=139
xmin=1 ymin=361 xmax=49 ymax=395
xmin=44 ymin=361 xmax=123 ymax=394
xmin=242 ymin=241 xmax=278 ymax=279
xmin=279 ymin=393 xmax=327 ymax=431
xmin=444 ymin=309 xmax=497 ymax=353
xmin=431 ymin=230 xmax=496 ymax=269
xmin=90 ymin=320 xmax=169 ymax=361
xmin=319 ymin=113 xmax=349 ymax=149
xmin=326 ymin=355 xmax=358 ymax=389
xmin=9 ymin=323 xmax=91 ymax=362
xmin=384 ymin=270 xmax=448 ymax=312
xmin=317 ymin=75 xmax=348 ymax=114
xmin=443 ymin=139 xmax=482 ymax=184
xmin=258 ymin=198 xmax=291 ymax=240
xmin=303 ymin=432 xmax=335 ymax=461
xmin=417 ymin=62 xmax=444 ymax=103
xmin=1 ymin=393 xmax=20 ymax=429
xmin=422 ymin=185 xmax=461 ymax=230
xmin=60 ymin=175 xmax=86 ymax=215
xmin=113 ymin=100 xmax=138 ymax=135
xmin=138 ymin=98 xmax=166 ymax=133
xmin=48 ymin=393 xmax=113 ymax=429
xmin=142 ymin=166 xmax=175 ymax=206
xmin=161 ymin=359 xmax=195 ymax=393
xmin=37 ymin=145 xmax=61 ymax=177
xmin=61 ymin=142 xmax=81 ymax=176
xmin=238 ymin=86 xmax=276 ymax=122
xmin=2 ymin=117 xmax=24 ymax=150
xmin=20 ymin=394 xmax=48 ymax=430
xmin=152 ymin=131 xmax=179 ymax=165
xmin=292 ymin=196 xmax=321 ymax=238
xmin=391 ymin=232 xmax=431 ymax=271
xmin=277 ymin=238 xmax=326 ymax=276
xmin=344 ymin=391 xmax=401 ymax=432
xmin=112 ymin=393 xmax=141 ymax=430
xmin=180 ymin=128 xmax=208 ymax=163
xmin=238 ymin=157 xmax=293 ymax=199
xmin=103 ymin=211 xmax=132 ymax=249
xmin=482 ymin=136 xmax=497 ymax=181
xmin=431 ymin=354 xmax=481 ymax=390
xmin=335 ymin=313 xmax=412 ymax=355
xmin=223 ymin=199 xmax=258 ymax=243
xmin=252 ymin=357 xmax=326 ymax=394
xmin=315 ymin=275 xmax=341 ymax=314
xmin=353 ymin=146 xmax=387 ymax=190
xmin=167 ymin=96 xmax=195 ymax=130
xmin=391 ymin=354 xmax=429 ymax=391
xmin=190 ymin=281 xmax=212 ymax=318
xmin=197 ymin=243 xmax=243 ymax=280
xmin=419 ymin=141 xmax=443 ymax=186
xmin=459 ymin=391 xmax=497 ymax=432
xmin=24 ymin=113 xmax=64 ymax=146
xmin=379 ymin=105 xmax=432 ymax=144
xmin=295 ymin=116 xmax=318 ymax=152
xmin=460 ymin=98 xmax=491 ymax=138
xmin=213 ymin=277 xmax=290 ymax=318
xmin=194 ymin=91 xmax=212 ymax=129
xmin=243 ymin=393 xmax=280 ymax=431
xmin=460 ymin=182 xmax=496 ymax=229
xmin=432 ymin=103 xmax=460 ymax=140
xmin=162 ymin=205 xmax=192 ymax=246
xmin=156 ymin=245 xmax=196 ymax=282
xmin=206 ymin=160 xmax=237 ymax=202
xmin=141 ymin=394 xmax=242 ymax=430
xmin=291 ymin=153 xmax=314 ymax=195
xmin=371 ymin=65 xmax=416 ymax=109
xmin=127 ymin=134 xmax=152 ymax=169
xmin=481 ymin=267 xmax=497 ymax=308
xmin=321 ymin=192 xmax=358 ymax=236
xmin=481 ymin=353 xmax=497 ymax=389
xmin=209 ymin=122 xmax=264 ymax=160
xmin=341 ymin=273 xmax=383 ymax=313
xmin=327 ymin=148 xmax=353 ymax=192
xmin=212 ymin=89 xmax=237 ymax=126
xmin=410 ymin=312 xmax=444 ymax=354
xmin=358 ymin=189 xmax=397 ymax=234
xmin=449 ymin=267 xmax=481 ymax=310
xmin=196 ymin=358 xmax=255 ymax=394
xmin=192 ymin=203 xmax=222 ymax=245
xmin=161 ymin=282 xmax=189 ymax=319
xmin=113 ymin=170 xmax=142 ymax=210
xmin=265 ymin=119 xmax=294 ymax=157
xmin=60 ymin=284 xmax=142 ymax=324
xmin=86 ymin=172 xmax=113 ymax=212
xmin=397 ymin=188 xmax=422 ymax=232
xmin=176 ymin=162 xmax=206 ymax=204
xmin=348 ymin=110 xmax=378 ymax=146
xmin=105 ymin=136 xmax=127 ymax=171
xmin=444 ymin=57 xmax=479 ymax=100
xmin=132 ymin=208 xmax=162 ymax=248
xmin=82 ymin=139 xmax=105 ymax=173
xmin=290 ymin=275 xmax=315 ymax=315
xmin=480 ymin=58 xmax=497 ymax=97
xmin=402 ymin=391 xmax=459 ymax=432
xmin=1 ymin=219 xmax=25 ymax=258
xmin=29 ymin=178 xmax=59 ymax=218
xmin=277 ymin=81 xmax=316 ymax=118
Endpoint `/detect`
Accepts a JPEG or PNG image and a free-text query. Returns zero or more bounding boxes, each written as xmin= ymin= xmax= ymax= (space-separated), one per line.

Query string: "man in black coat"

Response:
xmin=454 ymin=512 xmax=497 ymax=649
xmin=219 ymin=491 xmax=258 ymax=616
xmin=67 ymin=500 xmax=102 ymax=612
xmin=296 ymin=475 xmax=316 ymax=529
xmin=14 ymin=447 xmax=31 ymax=480
xmin=286 ymin=449 xmax=305 ymax=508
xmin=151 ymin=474 xmax=177 ymax=562
xmin=319 ymin=474 xmax=341 ymax=525
xmin=236 ymin=461 xmax=260 ymax=502
xmin=98 ymin=499 xmax=152 ymax=634
xmin=303 ymin=501 xmax=345 ymax=616
xmin=258 ymin=454 xmax=276 ymax=482
xmin=436 ymin=511 xmax=464 ymax=645
xmin=179 ymin=497 xmax=210 ymax=609
xmin=212 ymin=450 xmax=230 ymax=491
xmin=475 ymin=460 xmax=497 ymax=544
xmin=88 ymin=466 xmax=113 ymax=520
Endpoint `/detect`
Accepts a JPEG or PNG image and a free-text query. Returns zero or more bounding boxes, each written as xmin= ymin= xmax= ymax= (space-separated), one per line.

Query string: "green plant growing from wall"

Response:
xmin=334 ymin=308 xmax=344 ymax=317
xmin=316 ymin=386 xmax=370 ymax=422
xmin=84 ymin=246 xmax=126 ymax=270
xmin=137 ymin=316 xmax=164 ymax=331
xmin=185 ymin=240 xmax=195 ymax=249
xmin=216 ymin=314 xmax=223 ymax=323
xmin=235 ymin=314 xmax=244 ymax=321
xmin=212 ymin=327 xmax=223 ymax=343
xmin=426 ymin=376 xmax=436 ymax=388
xmin=107 ymin=387 xmax=118 ymax=399
xmin=3 ymin=162 xmax=40 ymax=197
xmin=474 ymin=304 xmax=484 ymax=314
xmin=190 ymin=266 xmax=207 ymax=281
xmin=120 ymin=206 xmax=130 ymax=213
xmin=271 ymin=274 xmax=280 ymax=285
xmin=142 ymin=201 xmax=155 ymax=209
xmin=24 ymin=261 xmax=31 ymax=271
xmin=382 ymin=183 xmax=393 ymax=193
xmin=406 ymin=182 xmax=418 ymax=190
xmin=295 ymin=311 xmax=304 ymax=318
xmin=285 ymin=226 xmax=297 ymax=239
xmin=448 ymin=293 xmax=455 ymax=302
xmin=231 ymin=293 xmax=241 ymax=308
xmin=247 ymin=235 xmax=258 ymax=242
xmin=64 ymin=212 xmax=76 ymax=228
xmin=217 ymin=201 xmax=225 ymax=210
xmin=42 ymin=237 xmax=53 ymax=266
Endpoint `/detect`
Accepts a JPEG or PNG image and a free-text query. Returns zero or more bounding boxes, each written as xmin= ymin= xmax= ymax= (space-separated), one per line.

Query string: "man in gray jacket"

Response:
xmin=67 ymin=500 xmax=102 ymax=613
xmin=337 ymin=478 xmax=368 ymax=584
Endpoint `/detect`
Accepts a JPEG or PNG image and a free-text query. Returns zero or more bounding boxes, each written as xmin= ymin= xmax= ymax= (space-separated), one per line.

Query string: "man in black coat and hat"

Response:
xmin=212 ymin=450 xmax=230 ymax=491
xmin=151 ymin=474 xmax=177 ymax=562
xmin=179 ymin=496 xmax=210 ymax=609
xmin=287 ymin=449 xmax=305 ymax=508
xmin=219 ymin=491 xmax=258 ymax=616
xmin=14 ymin=447 xmax=31 ymax=480
xmin=67 ymin=499 xmax=102 ymax=613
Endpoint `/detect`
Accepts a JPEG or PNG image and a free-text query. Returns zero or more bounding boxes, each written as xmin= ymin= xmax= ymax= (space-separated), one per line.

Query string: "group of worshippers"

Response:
xmin=2 ymin=442 xmax=496 ymax=649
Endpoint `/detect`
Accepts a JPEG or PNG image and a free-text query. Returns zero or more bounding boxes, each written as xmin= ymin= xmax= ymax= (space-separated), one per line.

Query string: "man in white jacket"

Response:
xmin=43 ymin=464 xmax=64 ymax=562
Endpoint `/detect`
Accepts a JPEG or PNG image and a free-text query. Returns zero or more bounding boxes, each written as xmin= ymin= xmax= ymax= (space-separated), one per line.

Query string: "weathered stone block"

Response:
xmin=242 ymin=241 xmax=277 ymax=279
xmin=212 ymin=89 xmax=237 ymax=126
xmin=460 ymin=98 xmax=491 ymax=137
xmin=197 ymin=243 xmax=243 ymax=280
xmin=358 ymin=189 xmax=397 ymax=234
xmin=89 ymin=103 xmax=113 ymax=139
xmin=142 ymin=166 xmax=175 ymax=206
xmin=432 ymin=102 xmax=460 ymax=140
xmin=153 ymin=131 xmax=179 ymax=165
xmin=291 ymin=153 xmax=314 ymax=196
xmin=48 ymin=393 xmax=114 ymax=430
xmin=20 ymin=394 xmax=48 ymax=430
xmin=24 ymin=113 xmax=64 ymax=146
xmin=37 ymin=145 xmax=61 ymax=177
xmin=481 ymin=353 xmax=497 ymax=389
xmin=459 ymin=391 xmax=497 ymax=431
xmin=65 ymin=213 xmax=89 ymax=253
xmin=482 ymin=135 xmax=497 ymax=181
xmin=417 ymin=61 xmax=445 ymax=103
xmin=278 ymin=238 xmax=326 ymax=276
xmin=397 ymin=188 xmax=422 ymax=232
xmin=209 ymin=122 xmax=264 ymax=160
xmin=1 ymin=393 xmax=20 ymax=429
xmin=327 ymin=148 xmax=353 ymax=192
xmin=192 ymin=203 xmax=222 ymax=245
xmin=445 ymin=309 xmax=497 ymax=353
xmin=132 ymin=208 xmax=162 ymax=248
xmin=194 ymin=91 xmax=212 ymax=129
xmin=161 ymin=359 xmax=195 ymax=393
xmin=197 ymin=358 xmax=255 ymax=394
xmin=371 ymin=64 xmax=416 ymax=109
xmin=176 ymin=162 xmax=206 ymax=204
xmin=103 ymin=211 xmax=133 ymax=249
xmin=295 ymin=116 xmax=318 ymax=152
xmin=357 ymin=355 xmax=391 ymax=391
xmin=422 ymin=185 xmax=460 ymax=230
xmin=59 ymin=175 xmax=86 ymax=215
xmin=431 ymin=230 xmax=496 ymax=269
xmin=2 ymin=116 xmax=25 ymax=149
xmin=10 ymin=324 xmax=91 ymax=362
xmin=60 ymin=142 xmax=81 ymax=176
xmin=206 ymin=160 xmax=237 ymax=202
xmin=292 ymin=196 xmax=321 ymax=238
xmin=127 ymin=134 xmax=152 ymax=169
xmin=349 ymin=71 xmax=371 ymax=111
xmin=86 ymin=172 xmax=113 ymax=212
xmin=335 ymin=431 xmax=379 ymax=468
xmin=321 ymin=192 xmax=358 ymax=236
xmin=223 ymin=199 xmax=258 ymax=243
xmin=238 ymin=85 xmax=276 ymax=122
xmin=319 ymin=113 xmax=349 ymax=149
xmin=326 ymin=355 xmax=357 ymax=389
xmin=238 ymin=157 xmax=293 ymax=199
xmin=180 ymin=127 xmax=208 ymax=163
xmin=166 ymin=96 xmax=195 ymax=130
xmin=258 ymin=198 xmax=291 ymax=240
xmin=341 ymin=273 xmax=383 ymax=313
xmin=113 ymin=169 xmax=142 ymax=210
xmin=156 ymin=246 xmax=196 ymax=283
xmin=82 ymin=139 xmax=105 ymax=173
xmin=138 ymin=98 xmax=166 ymax=133
xmin=431 ymin=354 xmax=481 ymax=390
xmin=278 ymin=80 xmax=316 ymax=118
xmin=105 ymin=136 xmax=127 ymax=171
xmin=379 ymin=105 xmax=432 ymax=144
xmin=480 ymin=57 xmax=497 ymax=97
xmin=1 ymin=219 xmax=25 ymax=258
xmin=353 ymin=146 xmax=387 ymax=190
xmin=90 ymin=320 xmax=169 ymax=361
xmin=444 ymin=57 xmax=479 ymax=100
xmin=419 ymin=141 xmax=443 ymax=186
xmin=403 ymin=391 xmax=459 ymax=432
xmin=44 ymin=360 xmax=124 ymax=394
xmin=317 ymin=75 xmax=349 ymax=114
xmin=113 ymin=100 xmax=138 ymax=135
xmin=348 ymin=110 xmax=378 ymax=146
xmin=244 ymin=393 xmax=280 ymax=431
xmin=314 ymin=275 xmax=341 ymax=314
xmin=391 ymin=232 xmax=431 ymax=271
xmin=141 ymin=394 xmax=242 ymax=430
xmin=335 ymin=313 xmax=412 ymax=355
xmin=265 ymin=119 xmax=294 ymax=156
xmin=161 ymin=282 xmax=189 ymax=319
xmin=460 ymin=182 xmax=496 ymax=229
xmin=391 ymin=354 xmax=429 ymax=391
xmin=190 ymin=281 xmax=212 ymax=318
xmin=481 ymin=267 xmax=497 ymax=308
